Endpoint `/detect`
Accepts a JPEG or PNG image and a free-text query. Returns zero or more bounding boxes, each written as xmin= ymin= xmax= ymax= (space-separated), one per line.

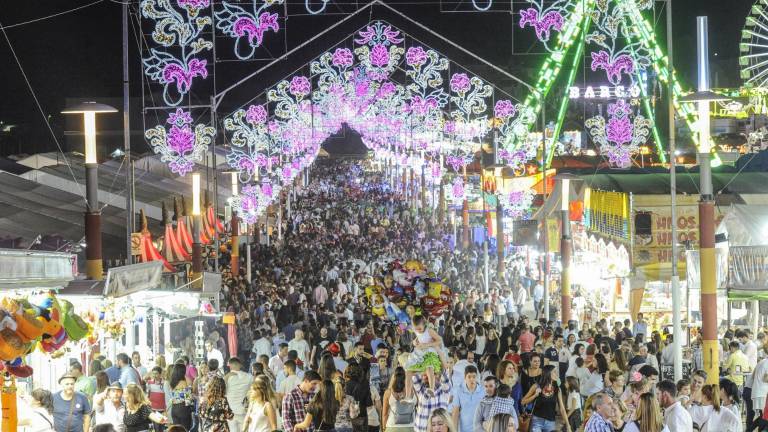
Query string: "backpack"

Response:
xmin=389 ymin=397 xmax=415 ymax=425
xmin=349 ymin=399 xmax=361 ymax=419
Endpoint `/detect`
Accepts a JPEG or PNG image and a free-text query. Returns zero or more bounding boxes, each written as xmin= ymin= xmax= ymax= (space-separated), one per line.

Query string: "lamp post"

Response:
xmin=488 ymin=136 xmax=507 ymax=283
xmin=228 ymin=172 xmax=239 ymax=276
xmin=62 ymin=101 xmax=117 ymax=280
xmin=191 ymin=172 xmax=203 ymax=274
xmin=554 ymin=173 xmax=581 ymax=325
xmin=680 ymin=16 xmax=729 ymax=384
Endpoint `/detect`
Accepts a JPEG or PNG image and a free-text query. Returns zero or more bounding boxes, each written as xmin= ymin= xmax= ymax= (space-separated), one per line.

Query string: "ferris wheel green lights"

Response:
xmin=740 ymin=0 xmax=768 ymax=87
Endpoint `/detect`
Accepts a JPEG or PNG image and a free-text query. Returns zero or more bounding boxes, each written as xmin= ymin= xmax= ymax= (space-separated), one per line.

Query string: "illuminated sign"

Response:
xmin=568 ymin=85 xmax=643 ymax=99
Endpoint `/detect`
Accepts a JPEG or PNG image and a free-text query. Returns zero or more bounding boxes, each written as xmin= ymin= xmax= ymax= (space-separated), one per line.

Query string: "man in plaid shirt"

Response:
xmin=412 ymin=351 xmax=451 ymax=432
xmin=282 ymin=370 xmax=322 ymax=432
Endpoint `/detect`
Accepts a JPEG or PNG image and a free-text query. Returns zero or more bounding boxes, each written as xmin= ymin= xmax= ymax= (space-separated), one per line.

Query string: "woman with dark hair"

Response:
xmin=718 ymin=378 xmax=742 ymax=419
xmin=199 ymin=376 xmax=234 ymax=431
xmin=484 ymin=328 xmax=500 ymax=357
xmin=319 ymin=353 xmax=338 ymax=381
xmin=381 ymin=367 xmax=415 ymax=430
xmin=688 ymin=384 xmax=740 ymax=432
xmin=464 ymin=326 xmax=477 ymax=354
xmin=496 ymin=360 xmax=523 ymax=414
xmin=520 ymin=353 xmax=543 ymax=397
xmin=482 ymin=354 xmax=500 ymax=380
xmin=19 ymin=388 xmax=54 ymax=431
xmin=520 ymin=365 xmax=571 ymax=432
xmin=489 ymin=413 xmax=516 ymax=432
xmin=168 ymin=363 xmax=194 ymax=430
xmin=95 ymin=371 xmax=110 ymax=395
xmin=294 ymin=380 xmax=340 ymax=432
xmin=345 ymin=363 xmax=374 ymax=432
xmin=565 ymin=343 xmax=586 ymax=378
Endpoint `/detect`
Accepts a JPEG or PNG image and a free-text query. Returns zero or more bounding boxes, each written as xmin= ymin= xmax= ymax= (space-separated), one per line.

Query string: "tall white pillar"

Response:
xmin=163 ymin=317 xmax=172 ymax=357
xmin=125 ymin=321 xmax=135 ymax=354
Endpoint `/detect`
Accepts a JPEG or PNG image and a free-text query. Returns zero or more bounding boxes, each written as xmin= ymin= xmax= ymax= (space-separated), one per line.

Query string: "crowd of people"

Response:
xmin=21 ymin=160 xmax=768 ymax=432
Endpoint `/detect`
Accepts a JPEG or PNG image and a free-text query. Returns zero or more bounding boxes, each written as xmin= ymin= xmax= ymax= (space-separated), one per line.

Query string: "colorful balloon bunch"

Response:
xmin=82 ymin=301 xmax=135 ymax=339
xmin=0 ymin=292 xmax=91 ymax=377
xmin=365 ymin=259 xmax=453 ymax=325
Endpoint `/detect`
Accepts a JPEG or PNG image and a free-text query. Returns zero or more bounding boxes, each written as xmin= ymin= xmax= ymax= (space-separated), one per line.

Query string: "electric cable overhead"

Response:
xmin=0 ymin=18 xmax=88 ymax=206
xmin=0 ymin=0 xmax=105 ymax=30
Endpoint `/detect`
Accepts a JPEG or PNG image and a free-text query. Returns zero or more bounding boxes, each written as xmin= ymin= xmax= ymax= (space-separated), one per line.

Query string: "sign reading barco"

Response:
xmin=568 ymin=85 xmax=643 ymax=99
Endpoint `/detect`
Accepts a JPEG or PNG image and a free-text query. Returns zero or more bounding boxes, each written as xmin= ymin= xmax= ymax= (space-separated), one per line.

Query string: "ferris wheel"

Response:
xmin=741 ymin=0 xmax=768 ymax=88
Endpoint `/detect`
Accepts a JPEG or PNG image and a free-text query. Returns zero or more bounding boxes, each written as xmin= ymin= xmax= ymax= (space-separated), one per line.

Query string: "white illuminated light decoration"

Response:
xmin=84 ymin=112 xmax=97 ymax=164
xmin=561 ymin=178 xmax=569 ymax=211
xmin=192 ymin=173 xmax=201 ymax=216
xmin=568 ymin=85 xmax=643 ymax=99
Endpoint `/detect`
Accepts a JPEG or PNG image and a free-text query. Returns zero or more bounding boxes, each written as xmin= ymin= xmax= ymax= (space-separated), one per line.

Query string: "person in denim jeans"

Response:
xmin=520 ymin=365 xmax=571 ymax=432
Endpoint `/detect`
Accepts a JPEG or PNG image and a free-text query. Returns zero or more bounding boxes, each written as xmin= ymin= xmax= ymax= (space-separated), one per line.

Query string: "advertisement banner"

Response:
xmin=633 ymin=197 xmax=724 ymax=269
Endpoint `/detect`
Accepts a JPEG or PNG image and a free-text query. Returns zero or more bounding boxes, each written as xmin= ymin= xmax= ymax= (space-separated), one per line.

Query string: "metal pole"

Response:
xmin=541 ymin=107 xmax=550 ymax=322
xmin=85 ymin=163 xmax=103 ymax=280
xmin=561 ymin=181 xmax=572 ymax=325
xmin=497 ymin=202 xmax=505 ymax=281
xmin=192 ymin=215 xmax=202 ymax=273
xmin=462 ymin=165 xmax=470 ymax=249
xmin=246 ymin=226 xmax=252 ymax=284
xmin=122 ymin=0 xmax=134 ymax=264
xmin=211 ymin=96 xmax=219 ymax=271
xmin=484 ymin=239 xmax=489 ymax=293
xmin=230 ymin=211 xmax=239 ymax=275
xmin=668 ymin=0 xmax=683 ymax=383
xmin=696 ymin=16 xmax=718 ymax=384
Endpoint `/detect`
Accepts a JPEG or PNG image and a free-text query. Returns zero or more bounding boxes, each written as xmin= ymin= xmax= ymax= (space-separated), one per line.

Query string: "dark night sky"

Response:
xmin=0 ymin=0 xmax=753 ymax=155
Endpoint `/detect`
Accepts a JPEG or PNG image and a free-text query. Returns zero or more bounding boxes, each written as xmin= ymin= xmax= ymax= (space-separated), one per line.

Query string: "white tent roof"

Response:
xmin=716 ymin=204 xmax=768 ymax=247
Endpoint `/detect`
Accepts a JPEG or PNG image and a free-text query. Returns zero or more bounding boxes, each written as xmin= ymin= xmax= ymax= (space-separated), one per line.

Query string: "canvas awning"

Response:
xmin=716 ymin=205 xmax=768 ymax=299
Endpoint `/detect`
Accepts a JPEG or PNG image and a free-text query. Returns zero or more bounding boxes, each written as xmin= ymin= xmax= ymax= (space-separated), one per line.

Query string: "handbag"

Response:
xmin=518 ymin=397 xmax=537 ymax=432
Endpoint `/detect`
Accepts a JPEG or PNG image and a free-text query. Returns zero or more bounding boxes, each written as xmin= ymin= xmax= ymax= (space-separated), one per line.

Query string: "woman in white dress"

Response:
xmin=622 ymin=393 xmax=669 ymax=432
xmin=381 ymin=368 xmax=416 ymax=431
xmin=719 ymin=378 xmax=742 ymax=419
xmin=243 ymin=376 xmax=279 ymax=432
xmin=688 ymin=384 xmax=742 ymax=432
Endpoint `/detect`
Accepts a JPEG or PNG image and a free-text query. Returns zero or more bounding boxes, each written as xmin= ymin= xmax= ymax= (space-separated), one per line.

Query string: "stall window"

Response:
xmin=635 ymin=212 xmax=652 ymax=236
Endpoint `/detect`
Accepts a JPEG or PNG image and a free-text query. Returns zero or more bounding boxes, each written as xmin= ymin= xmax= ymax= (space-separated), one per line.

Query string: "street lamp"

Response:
xmin=191 ymin=172 xmax=203 ymax=274
xmin=678 ymin=16 xmax=730 ymax=384
xmin=223 ymin=171 xmax=240 ymax=276
xmin=554 ymin=172 xmax=582 ymax=325
xmin=62 ymin=101 xmax=117 ymax=280
xmin=487 ymin=141 xmax=507 ymax=282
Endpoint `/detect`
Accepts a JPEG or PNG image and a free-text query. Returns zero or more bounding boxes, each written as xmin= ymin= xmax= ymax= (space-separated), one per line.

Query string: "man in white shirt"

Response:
xmin=225 ymin=357 xmax=253 ymax=432
xmin=314 ymin=284 xmax=329 ymax=307
xmin=205 ymin=342 xmax=225 ymax=370
xmin=514 ymin=285 xmax=528 ymax=319
xmin=633 ymin=313 xmax=648 ymax=342
xmin=660 ymin=335 xmax=675 ymax=367
xmin=92 ymin=382 xmax=125 ymax=432
xmin=657 ymin=380 xmax=693 ymax=432
xmin=451 ymin=348 xmax=475 ymax=390
xmin=740 ymin=330 xmax=759 ymax=368
xmin=252 ymin=330 xmax=273 ymax=360
xmin=269 ymin=343 xmax=289 ymax=376
xmin=532 ymin=282 xmax=544 ymax=319
xmin=288 ymin=329 xmax=311 ymax=366
xmin=277 ymin=359 xmax=303 ymax=402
